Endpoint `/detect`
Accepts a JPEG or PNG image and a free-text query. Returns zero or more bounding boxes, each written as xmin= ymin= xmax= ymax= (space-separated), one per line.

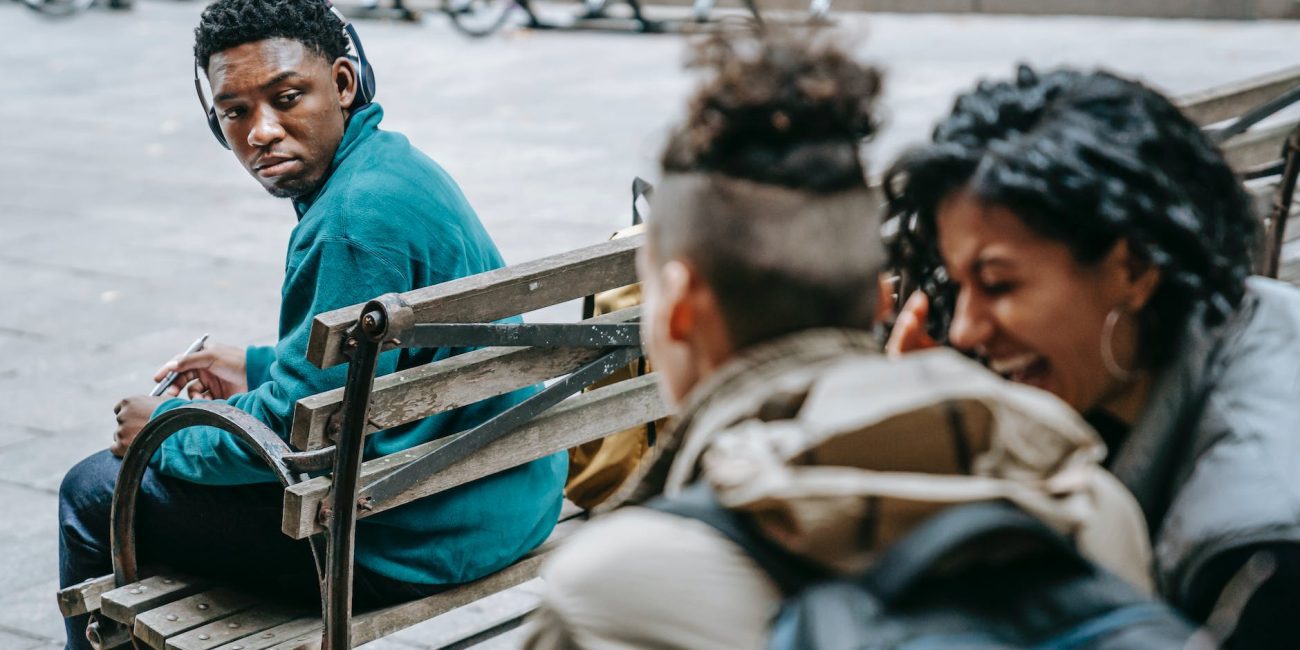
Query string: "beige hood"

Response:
xmin=691 ymin=347 xmax=1154 ymax=593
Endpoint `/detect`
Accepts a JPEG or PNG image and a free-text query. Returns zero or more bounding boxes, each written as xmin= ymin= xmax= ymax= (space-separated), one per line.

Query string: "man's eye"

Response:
xmin=277 ymin=92 xmax=302 ymax=106
xmin=220 ymin=107 xmax=245 ymax=120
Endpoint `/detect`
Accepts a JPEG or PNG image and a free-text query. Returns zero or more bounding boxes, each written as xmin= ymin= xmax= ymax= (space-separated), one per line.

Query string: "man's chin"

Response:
xmin=261 ymin=175 xmax=320 ymax=200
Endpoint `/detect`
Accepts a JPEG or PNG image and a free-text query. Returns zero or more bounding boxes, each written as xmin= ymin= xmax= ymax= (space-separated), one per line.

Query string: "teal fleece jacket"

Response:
xmin=149 ymin=103 xmax=567 ymax=585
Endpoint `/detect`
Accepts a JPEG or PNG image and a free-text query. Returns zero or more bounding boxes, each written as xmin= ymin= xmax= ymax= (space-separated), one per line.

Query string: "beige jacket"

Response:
xmin=524 ymin=329 xmax=1153 ymax=649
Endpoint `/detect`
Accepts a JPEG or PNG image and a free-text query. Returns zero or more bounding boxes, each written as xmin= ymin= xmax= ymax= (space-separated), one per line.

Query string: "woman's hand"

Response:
xmin=153 ymin=342 xmax=248 ymax=400
xmin=886 ymin=291 xmax=939 ymax=356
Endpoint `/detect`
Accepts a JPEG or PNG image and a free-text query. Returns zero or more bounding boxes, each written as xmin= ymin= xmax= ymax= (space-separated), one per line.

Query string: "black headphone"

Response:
xmin=193 ymin=2 xmax=377 ymax=150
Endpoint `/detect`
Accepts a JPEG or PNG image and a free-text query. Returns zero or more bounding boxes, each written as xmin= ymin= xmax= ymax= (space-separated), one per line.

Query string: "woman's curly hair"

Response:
xmin=194 ymin=0 xmax=350 ymax=71
xmin=661 ymin=30 xmax=882 ymax=193
xmin=886 ymin=65 xmax=1256 ymax=368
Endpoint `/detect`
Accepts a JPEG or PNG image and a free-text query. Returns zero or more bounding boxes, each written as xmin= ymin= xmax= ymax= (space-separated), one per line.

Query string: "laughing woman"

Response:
xmin=887 ymin=66 xmax=1300 ymax=648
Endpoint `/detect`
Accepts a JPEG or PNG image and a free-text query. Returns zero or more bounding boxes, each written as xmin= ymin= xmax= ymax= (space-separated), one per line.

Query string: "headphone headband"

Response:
xmin=194 ymin=1 xmax=377 ymax=149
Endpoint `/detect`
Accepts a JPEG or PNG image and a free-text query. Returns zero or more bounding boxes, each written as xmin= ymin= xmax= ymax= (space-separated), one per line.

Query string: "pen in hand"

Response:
xmin=150 ymin=334 xmax=210 ymax=397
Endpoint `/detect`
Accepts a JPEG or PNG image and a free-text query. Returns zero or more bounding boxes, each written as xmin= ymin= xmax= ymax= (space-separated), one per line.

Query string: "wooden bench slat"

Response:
xmin=1179 ymin=65 xmax=1300 ymax=126
xmin=308 ymin=234 xmax=641 ymax=369
xmin=347 ymin=517 xmax=584 ymax=647
xmin=283 ymin=374 xmax=665 ymax=539
xmin=263 ymin=518 xmax=586 ymax=650
xmin=101 ymin=575 xmax=206 ymax=625
xmin=210 ymin=618 xmax=320 ymax=650
xmin=166 ymin=607 xmax=302 ymax=650
xmin=290 ymin=306 xmax=641 ymax=450
xmin=134 ymin=589 xmax=260 ymax=650
xmin=57 ymin=574 xmax=116 ymax=618
xmin=1222 ymin=122 xmax=1296 ymax=173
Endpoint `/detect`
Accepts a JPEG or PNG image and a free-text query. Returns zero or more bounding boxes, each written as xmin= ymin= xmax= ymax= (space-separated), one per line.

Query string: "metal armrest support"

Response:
xmin=101 ymin=402 xmax=324 ymax=647
xmin=109 ymin=402 xmax=313 ymax=585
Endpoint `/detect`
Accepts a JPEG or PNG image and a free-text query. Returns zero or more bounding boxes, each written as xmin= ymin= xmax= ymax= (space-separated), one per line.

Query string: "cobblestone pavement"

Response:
xmin=0 ymin=1 xmax=1296 ymax=647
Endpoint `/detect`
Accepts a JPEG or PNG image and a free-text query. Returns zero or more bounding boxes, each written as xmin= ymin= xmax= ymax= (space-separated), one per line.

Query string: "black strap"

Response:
xmin=860 ymin=500 xmax=1089 ymax=605
xmin=645 ymin=483 xmax=830 ymax=594
xmin=631 ymin=177 xmax=653 ymax=226
xmin=650 ymin=487 xmax=1091 ymax=603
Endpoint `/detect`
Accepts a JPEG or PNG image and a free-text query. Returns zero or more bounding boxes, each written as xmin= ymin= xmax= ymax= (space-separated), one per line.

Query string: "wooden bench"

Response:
xmin=57 ymin=233 xmax=669 ymax=650
xmin=1176 ymin=64 xmax=1300 ymax=280
xmin=56 ymin=64 xmax=1300 ymax=650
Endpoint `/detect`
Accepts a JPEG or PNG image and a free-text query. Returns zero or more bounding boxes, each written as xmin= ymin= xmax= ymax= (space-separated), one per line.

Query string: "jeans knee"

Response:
xmin=59 ymin=450 xmax=119 ymax=530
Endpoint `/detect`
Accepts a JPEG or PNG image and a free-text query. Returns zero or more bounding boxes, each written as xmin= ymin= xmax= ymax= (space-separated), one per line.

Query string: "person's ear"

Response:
xmin=333 ymin=58 xmax=359 ymax=111
xmin=661 ymin=260 xmax=695 ymax=344
xmin=1108 ymin=239 xmax=1162 ymax=312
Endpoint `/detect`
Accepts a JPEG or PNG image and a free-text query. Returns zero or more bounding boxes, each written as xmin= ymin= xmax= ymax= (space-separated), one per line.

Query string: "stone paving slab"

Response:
xmin=0 ymin=627 xmax=56 ymax=650
xmin=1 ymin=0 xmax=1298 ymax=647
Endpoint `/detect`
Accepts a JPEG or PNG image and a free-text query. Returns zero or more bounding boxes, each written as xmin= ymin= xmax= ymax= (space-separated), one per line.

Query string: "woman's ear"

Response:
xmin=334 ymin=58 xmax=359 ymax=110
xmin=1108 ymin=239 xmax=1162 ymax=312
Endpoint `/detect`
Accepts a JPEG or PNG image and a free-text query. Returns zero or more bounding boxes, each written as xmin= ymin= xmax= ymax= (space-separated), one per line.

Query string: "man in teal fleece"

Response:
xmin=57 ymin=0 xmax=565 ymax=645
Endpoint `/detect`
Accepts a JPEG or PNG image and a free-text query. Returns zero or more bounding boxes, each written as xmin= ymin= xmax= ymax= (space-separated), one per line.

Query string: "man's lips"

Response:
xmin=254 ymin=156 xmax=302 ymax=178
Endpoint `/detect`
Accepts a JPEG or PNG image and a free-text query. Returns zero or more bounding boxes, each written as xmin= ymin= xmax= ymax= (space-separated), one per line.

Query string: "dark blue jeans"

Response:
xmin=59 ymin=450 xmax=443 ymax=650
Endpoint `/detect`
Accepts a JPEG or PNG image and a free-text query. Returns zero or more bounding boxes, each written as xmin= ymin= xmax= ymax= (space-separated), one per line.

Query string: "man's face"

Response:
xmin=207 ymin=38 xmax=356 ymax=198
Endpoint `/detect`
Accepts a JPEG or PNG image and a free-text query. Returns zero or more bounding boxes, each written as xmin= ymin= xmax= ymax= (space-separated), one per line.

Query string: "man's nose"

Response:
xmin=247 ymin=107 xmax=286 ymax=148
xmin=947 ymin=289 xmax=993 ymax=351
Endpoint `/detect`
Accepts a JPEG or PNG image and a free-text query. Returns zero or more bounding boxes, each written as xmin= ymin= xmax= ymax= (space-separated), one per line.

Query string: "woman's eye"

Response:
xmin=982 ymin=281 xmax=1014 ymax=295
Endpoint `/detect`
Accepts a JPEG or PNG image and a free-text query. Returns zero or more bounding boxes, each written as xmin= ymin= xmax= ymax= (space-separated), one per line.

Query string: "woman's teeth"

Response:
xmin=989 ymin=353 xmax=1043 ymax=380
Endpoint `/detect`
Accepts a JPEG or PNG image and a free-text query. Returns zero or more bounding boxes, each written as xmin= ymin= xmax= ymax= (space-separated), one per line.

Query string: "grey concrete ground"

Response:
xmin=0 ymin=1 xmax=1296 ymax=647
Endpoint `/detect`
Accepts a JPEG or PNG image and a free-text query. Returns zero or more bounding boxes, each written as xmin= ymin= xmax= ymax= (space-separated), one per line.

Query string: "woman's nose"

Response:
xmin=947 ymin=289 xmax=993 ymax=351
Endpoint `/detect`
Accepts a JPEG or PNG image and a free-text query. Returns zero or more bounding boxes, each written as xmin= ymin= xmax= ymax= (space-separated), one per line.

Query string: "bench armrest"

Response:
xmin=110 ymin=403 xmax=313 ymax=587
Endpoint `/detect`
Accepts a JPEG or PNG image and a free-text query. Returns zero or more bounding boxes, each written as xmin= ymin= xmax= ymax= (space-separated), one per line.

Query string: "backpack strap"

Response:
xmin=650 ymin=486 xmax=1092 ymax=604
xmin=645 ymin=483 xmax=831 ymax=595
xmin=862 ymin=500 xmax=1091 ymax=605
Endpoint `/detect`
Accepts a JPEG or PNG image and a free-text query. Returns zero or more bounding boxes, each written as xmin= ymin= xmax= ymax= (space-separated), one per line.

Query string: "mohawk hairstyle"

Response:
xmin=194 ymin=0 xmax=350 ymax=72
xmin=652 ymin=30 xmax=886 ymax=349
xmin=661 ymin=29 xmax=882 ymax=193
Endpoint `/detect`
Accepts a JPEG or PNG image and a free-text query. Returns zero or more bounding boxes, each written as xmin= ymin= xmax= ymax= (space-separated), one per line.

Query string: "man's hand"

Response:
xmin=112 ymin=395 xmax=169 ymax=457
xmin=885 ymin=291 xmax=939 ymax=357
xmin=153 ymin=342 xmax=248 ymax=400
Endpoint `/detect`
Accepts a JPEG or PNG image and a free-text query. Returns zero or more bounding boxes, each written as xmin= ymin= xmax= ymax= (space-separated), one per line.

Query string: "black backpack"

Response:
xmin=648 ymin=484 xmax=1207 ymax=649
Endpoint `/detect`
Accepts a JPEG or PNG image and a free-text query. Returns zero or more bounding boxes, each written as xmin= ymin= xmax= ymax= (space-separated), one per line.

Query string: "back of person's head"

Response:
xmin=647 ymin=30 xmax=885 ymax=352
xmin=194 ymin=0 xmax=349 ymax=73
xmin=887 ymin=66 xmax=1255 ymax=367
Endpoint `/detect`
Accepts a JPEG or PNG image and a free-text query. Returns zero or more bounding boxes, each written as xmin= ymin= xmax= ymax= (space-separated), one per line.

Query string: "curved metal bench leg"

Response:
xmin=321 ymin=302 xmax=390 ymax=650
xmin=104 ymin=403 xmax=319 ymax=647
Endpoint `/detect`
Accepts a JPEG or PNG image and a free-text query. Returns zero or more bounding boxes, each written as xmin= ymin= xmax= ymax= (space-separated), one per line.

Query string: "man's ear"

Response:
xmin=333 ymin=58 xmax=359 ymax=110
xmin=1108 ymin=239 xmax=1162 ymax=312
xmin=661 ymin=260 xmax=695 ymax=344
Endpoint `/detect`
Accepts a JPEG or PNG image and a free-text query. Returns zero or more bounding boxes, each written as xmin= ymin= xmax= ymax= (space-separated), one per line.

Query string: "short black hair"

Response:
xmin=654 ymin=31 xmax=885 ymax=349
xmin=194 ymin=0 xmax=350 ymax=72
xmin=886 ymin=65 xmax=1256 ymax=368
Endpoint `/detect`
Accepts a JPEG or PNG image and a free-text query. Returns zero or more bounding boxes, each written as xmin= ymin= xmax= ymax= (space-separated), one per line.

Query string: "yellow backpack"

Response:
xmin=565 ymin=183 xmax=664 ymax=509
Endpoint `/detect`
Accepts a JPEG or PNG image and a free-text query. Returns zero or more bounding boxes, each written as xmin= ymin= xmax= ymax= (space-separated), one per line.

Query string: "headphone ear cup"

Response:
xmin=207 ymin=108 xmax=230 ymax=150
xmin=360 ymin=63 xmax=376 ymax=105
xmin=347 ymin=55 xmax=376 ymax=107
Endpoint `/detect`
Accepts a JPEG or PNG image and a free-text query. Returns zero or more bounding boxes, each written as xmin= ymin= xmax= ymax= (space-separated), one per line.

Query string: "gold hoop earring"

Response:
xmin=1101 ymin=307 xmax=1135 ymax=383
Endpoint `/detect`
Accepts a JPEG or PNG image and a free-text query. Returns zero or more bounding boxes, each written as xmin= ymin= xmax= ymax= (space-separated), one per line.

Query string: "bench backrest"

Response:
xmin=279 ymin=232 xmax=670 ymax=539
